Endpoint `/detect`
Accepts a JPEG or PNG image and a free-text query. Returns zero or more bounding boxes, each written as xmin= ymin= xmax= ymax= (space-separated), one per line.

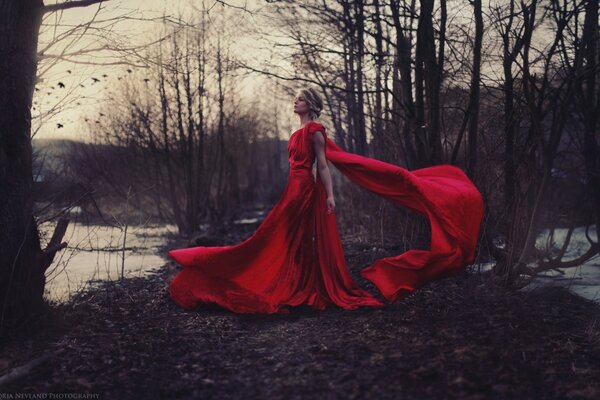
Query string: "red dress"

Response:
xmin=167 ymin=121 xmax=484 ymax=314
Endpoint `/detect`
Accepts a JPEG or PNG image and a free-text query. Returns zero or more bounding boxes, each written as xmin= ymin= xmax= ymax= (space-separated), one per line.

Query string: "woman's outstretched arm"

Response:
xmin=313 ymin=131 xmax=336 ymax=213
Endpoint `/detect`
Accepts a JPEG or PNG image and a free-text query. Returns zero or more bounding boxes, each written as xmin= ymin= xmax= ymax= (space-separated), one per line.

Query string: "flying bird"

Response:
xmin=58 ymin=82 xmax=65 ymax=88
xmin=57 ymin=123 xmax=63 ymax=128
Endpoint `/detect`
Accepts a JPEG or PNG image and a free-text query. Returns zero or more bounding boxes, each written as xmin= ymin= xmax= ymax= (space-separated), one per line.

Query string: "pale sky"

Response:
xmin=34 ymin=0 xmax=554 ymax=143
xmin=35 ymin=0 xmax=290 ymax=142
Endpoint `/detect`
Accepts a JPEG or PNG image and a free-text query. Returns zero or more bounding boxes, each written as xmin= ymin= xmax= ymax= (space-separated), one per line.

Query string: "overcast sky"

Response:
xmin=34 ymin=0 xmax=554 ymax=143
xmin=35 ymin=0 xmax=285 ymax=142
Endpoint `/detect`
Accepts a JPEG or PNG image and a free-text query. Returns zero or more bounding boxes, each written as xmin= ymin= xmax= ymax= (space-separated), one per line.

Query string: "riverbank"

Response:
xmin=1 ymin=242 xmax=599 ymax=399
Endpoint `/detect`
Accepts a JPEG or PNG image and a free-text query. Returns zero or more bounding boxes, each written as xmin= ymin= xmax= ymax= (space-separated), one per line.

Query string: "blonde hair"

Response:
xmin=296 ymin=87 xmax=323 ymax=119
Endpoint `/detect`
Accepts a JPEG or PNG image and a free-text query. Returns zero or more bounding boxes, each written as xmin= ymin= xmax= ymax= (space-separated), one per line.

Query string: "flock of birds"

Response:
xmin=32 ymin=67 xmax=148 ymax=130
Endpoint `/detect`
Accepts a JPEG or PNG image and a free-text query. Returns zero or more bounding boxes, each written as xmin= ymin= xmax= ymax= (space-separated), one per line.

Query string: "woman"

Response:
xmin=167 ymin=87 xmax=484 ymax=314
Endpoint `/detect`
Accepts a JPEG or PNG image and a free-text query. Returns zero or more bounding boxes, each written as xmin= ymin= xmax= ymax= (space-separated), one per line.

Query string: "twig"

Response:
xmin=0 ymin=348 xmax=65 ymax=387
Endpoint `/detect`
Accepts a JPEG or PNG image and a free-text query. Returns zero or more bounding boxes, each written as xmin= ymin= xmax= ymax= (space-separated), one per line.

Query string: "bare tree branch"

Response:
xmin=42 ymin=0 xmax=109 ymax=14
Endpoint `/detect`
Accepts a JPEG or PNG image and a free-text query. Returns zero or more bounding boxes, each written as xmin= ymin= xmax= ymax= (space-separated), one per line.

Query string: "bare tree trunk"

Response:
xmin=196 ymin=9 xmax=208 ymax=222
xmin=183 ymin=32 xmax=199 ymax=234
xmin=496 ymin=0 xmax=586 ymax=283
xmin=342 ymin=0 xmax=356 ymax=154
xmin=212 ymin=32 xmax=227 ymax=226
xmin=496 ymin=0 xmax=539 ymax=283
xmin=0 ymin=0 xmax=48 ymax=340
xmin=171 ymin=35 xmax=192 ymax=234
xmin=433 ymin=0 xmax=446 ymax=163
xmin=502 ymin=0 xmax=522 ymax=219
xmin=158 ymin=48 xmax=185 ymax=233
xmin=418 ymin=0 xmax=443 ymax=165
xmin=372 ymin=0 xmax=385 ymax=160
xmin=414 ymin=1 xmax=428 ymax=167
xmin=466 ymin=0 xmax=481 ymax=176
xmin=390 ymin=0 xmax=417 ymax=169
xmin=354 ymin=0 xmax=367 ymax=156
xmin=579 ymin=0 xmax=600 ymax=254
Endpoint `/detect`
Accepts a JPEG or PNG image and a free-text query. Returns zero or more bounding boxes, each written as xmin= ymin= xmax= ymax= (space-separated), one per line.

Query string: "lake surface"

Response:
xmin=527 ymin=224 xmax=600 ymax=302
xmin=39 ymin=221 xmax=178 ymax=303
xmin=40 ymin=220 xmax=599 ymax=305
xmin=470 ymin=224 xmax=600 ymax=304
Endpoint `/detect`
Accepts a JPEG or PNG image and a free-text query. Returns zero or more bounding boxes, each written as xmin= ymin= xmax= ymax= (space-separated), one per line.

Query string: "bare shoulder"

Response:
xmin=312 ymin=130 xmax=325 ymax=146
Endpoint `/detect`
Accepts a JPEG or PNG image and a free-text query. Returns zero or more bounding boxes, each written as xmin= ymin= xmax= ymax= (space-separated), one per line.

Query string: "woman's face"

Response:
xmin=293 ymin=92 xmax=309 ymax=115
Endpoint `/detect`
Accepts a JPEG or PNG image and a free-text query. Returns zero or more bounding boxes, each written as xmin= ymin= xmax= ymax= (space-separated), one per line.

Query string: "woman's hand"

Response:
xmin=326 ymin=196 xmax=336 ymax=214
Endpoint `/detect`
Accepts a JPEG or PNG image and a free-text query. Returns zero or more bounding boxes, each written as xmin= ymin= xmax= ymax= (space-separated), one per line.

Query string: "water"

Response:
xmin=39 ymin=221 xmax=178 ymax=303
xmin=470 ymin=224 xmax=600 ymax=304
xmin=40 ymin=219 xmax=600 ymax=305
xmin=38 ymin=211 xmax=265 ymax=303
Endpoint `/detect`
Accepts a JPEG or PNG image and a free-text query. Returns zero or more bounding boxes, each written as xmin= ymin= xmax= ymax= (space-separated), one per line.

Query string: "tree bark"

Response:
xmin=372 ymin=0 xmax=384 ymax=160
xmin=389 ymin=0 xmax=417 ymax=169
xmin=467 ymin=0 xmax=482 ymax=176
xmin=580 ymin=0 xmax=600 ymax=255
xmin=0 ymin=0 xmax=47 ymax=340
xmin=354 ymin=0 xmax=367 ymax=156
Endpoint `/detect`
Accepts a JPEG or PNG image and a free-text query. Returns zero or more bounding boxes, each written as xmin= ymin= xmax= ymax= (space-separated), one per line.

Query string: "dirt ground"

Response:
xmin=1 ymin=236 xmax=600 ymax=399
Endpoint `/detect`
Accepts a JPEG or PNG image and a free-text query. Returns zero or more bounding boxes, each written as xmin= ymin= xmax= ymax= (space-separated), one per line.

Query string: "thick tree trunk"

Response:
xmin=415 ymin=0 xmax=442 ymax=167
xmin=372 ymin=0 xmax=384 ymax=160
xmin=467 ymin=0 xmax=482 ymax=176
xmin=580 ymin=0 xmax=600 ymax=255
xmin=389 ymin=0 xmax=417 ymax=169
xmin=0 ymin=0 xmax=47 ymax=340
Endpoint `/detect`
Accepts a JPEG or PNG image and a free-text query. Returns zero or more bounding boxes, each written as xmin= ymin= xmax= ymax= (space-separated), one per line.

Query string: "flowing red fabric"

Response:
xmin=167 ymin=121 xmax=484 ymax=314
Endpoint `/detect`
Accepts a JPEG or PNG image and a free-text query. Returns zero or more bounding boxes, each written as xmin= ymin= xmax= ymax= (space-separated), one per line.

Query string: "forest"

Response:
xmin=0 ymin=0 xmax=599 ymax=398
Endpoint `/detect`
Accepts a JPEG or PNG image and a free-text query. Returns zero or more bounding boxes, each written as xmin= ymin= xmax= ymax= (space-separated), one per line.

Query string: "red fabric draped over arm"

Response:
xmin=309 ymin=122 xmax=485 ymax=302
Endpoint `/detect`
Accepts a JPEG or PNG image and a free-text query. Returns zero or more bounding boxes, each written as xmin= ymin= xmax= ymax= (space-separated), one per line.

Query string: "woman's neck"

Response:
xmin=299 ymin=116 xmax=313 ymax=128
